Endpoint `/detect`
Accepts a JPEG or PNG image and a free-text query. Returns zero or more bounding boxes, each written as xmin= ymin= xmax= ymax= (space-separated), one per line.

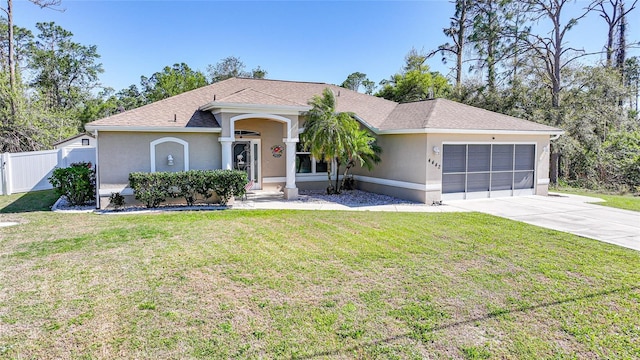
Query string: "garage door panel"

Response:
xmin=491 ymin=190 xmax=513 ymax=197
xmin=514 ymin=171 xmax=534 ymax=189
xmin=468 ymin=145 xmax=490 ymax=172
xmin=443 ymin=145 xmax=466 ymax=173
xmin=442 ymin=143 xmax=536 ymax=200
xmin=466 ymin=191 xmax=490 ymax=199
xmin=467 ymin=173 xmax=490 ymax=192
xmin=515 ymin=145 xmax=535 ymax=170
xmin=513 ymin=188 xmax=535 ymax=196
xmin=491 ymin=172 xmax=513 ymax=191
xmin=442 ymin=173 xmax=465 ymax=193
xmin=492 ymin=145 xmax=514 ymax=171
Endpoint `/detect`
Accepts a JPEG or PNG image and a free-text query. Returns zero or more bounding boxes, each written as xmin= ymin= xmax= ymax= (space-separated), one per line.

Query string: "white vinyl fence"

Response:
xmin=0 ymin=147 xmax=96 ymax=195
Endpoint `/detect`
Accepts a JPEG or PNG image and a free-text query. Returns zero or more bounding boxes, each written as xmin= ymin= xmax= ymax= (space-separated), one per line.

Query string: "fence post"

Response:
xmin=58 ymin=148 xmax=65 ymax=168
xmin=3 ymin=153 xmax=12 ymax=195
xmin=0 ymin=153 xmax=5 ymax=195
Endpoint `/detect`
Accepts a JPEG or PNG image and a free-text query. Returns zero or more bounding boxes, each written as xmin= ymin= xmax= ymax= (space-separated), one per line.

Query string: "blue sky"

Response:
xmin=13 ymin=0 xmax=639 ymax=93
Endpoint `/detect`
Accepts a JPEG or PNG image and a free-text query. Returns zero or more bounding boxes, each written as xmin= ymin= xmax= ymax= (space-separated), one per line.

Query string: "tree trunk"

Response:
xmin=340 ymin=160 xmax=353 ymax=191
xmin=7 ymin=0 xmax=17 ymax=119
xmin=455 ymin=0 xmax=467 ymax=92
xmin=606 ymin=16 xmax=616 ymax=67
xmin=334 ymin=162 xmax=340 ymax=194
xmin=511 ymin=7 xmax=525 ymax=85
xmin=636 ymin=79 xmax=640 ymax=112
xmin=550 ymin=147 xmax=559 ymax=185
xmin=552 ymin=9 xmax=562 ymax=110
xmin=615 ymin=2 xmax=626 ymax=71
xmin=486 ymin=7 xmax=496 ymax=94
xmin=551 ymin=77 xmax=561 ymax=110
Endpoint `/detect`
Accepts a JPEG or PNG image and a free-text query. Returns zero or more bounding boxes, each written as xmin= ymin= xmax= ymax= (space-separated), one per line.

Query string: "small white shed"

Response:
xmin=53 ymin=133 xmax=96 ymax=149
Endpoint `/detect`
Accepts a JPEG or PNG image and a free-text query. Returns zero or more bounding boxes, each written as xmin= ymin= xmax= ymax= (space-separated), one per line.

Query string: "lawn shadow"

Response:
xmin=298 ymin=285 xmax=639 ymax=359
xmin=0 ymin=190 xmax=58 ymax=213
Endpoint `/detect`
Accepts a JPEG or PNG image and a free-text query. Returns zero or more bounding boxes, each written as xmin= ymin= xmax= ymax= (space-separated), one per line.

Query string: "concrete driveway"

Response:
xmin=447 ymin=193 xmax=640 ymax=251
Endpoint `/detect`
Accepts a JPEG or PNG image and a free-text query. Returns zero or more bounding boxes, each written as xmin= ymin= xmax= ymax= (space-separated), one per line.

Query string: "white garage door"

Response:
xmin=442 ymin=144 xmax=535 ymax=200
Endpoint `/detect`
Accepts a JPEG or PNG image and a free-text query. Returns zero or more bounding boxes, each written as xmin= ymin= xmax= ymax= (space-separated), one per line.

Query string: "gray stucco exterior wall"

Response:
xmin=98 ymin=132 xmax=221 ymax=187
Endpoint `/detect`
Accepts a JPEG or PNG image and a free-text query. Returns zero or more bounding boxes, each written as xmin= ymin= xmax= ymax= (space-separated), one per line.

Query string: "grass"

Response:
xmin=0 ymin=189 xmax=59 ymax=213
xmin=553 ymin=188 xmax=640 ymax=212
xmin=0 ymin=196 xmax=638 ymax=358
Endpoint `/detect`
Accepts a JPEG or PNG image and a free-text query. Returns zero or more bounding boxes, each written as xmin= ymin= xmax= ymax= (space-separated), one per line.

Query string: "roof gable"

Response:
xmin=214 ymin=88 xmax=307 ymax=107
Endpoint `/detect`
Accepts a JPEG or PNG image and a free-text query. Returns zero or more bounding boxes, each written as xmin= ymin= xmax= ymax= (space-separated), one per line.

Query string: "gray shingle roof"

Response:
xmin=214 ymin=88 xmax=307 ymax=107
xmin=381 ymin=98 xmax=560 ymax=132
xmin=86 ymin=77 xmax=562 ymax=133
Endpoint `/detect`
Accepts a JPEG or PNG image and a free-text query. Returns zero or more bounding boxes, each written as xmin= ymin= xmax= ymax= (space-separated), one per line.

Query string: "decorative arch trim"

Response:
xmin=229 ymin=113 xmax=294 ymax=141
xmin=150 ymin=137 xmax=189 ymax=172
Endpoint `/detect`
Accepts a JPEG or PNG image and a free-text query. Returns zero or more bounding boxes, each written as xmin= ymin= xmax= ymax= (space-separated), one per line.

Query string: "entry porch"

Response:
xmin=217 ymin=113 xmax=300 ymax=199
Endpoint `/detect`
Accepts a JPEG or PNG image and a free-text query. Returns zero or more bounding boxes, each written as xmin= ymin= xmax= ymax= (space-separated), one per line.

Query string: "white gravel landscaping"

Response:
xmin=52 ymin=189 xmax=432 ymax=213
xmin=51 ymin=196 xmax=96 ymax=213
xmin=294 ymin=190 xmax=421 ymax=206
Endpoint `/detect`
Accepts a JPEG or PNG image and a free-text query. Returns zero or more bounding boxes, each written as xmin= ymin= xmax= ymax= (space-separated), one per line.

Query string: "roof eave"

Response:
xmin=85 ymin=125 xmax=222 ymax=133
xmin=377 ymin=128 xmax=565 ymax=135
xmin=352 ymin=114 xmax=381 ymax=134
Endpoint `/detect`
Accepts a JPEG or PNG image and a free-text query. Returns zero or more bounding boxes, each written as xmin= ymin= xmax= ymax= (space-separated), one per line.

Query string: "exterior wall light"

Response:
xmin=432 ymin=146 xmax=441 ymax=155
xmin=167 ymin=155 xmax=174 ymax=166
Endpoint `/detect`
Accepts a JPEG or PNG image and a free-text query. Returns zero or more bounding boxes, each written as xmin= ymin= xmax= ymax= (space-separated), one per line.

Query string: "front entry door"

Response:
xmin=233 ymin=140 xmax=261 ymax=189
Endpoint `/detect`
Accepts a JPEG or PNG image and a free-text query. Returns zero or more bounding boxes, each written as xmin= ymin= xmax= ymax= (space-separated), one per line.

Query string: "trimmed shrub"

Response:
xmin=128 ymin=170 xmax=247 ymax=208
xmin=109 ymin=192 xmax=126 ymax=210
xmin=128 ymin=172 xmax=172 ymax=208
xmin=49 ymin=162 xmax=96 ymax=206
xmin=190 ymin=170 xmax=216 ymax=200
xmin=207 ymin=169 xmax=248 ymax=205
xmin=175 ymin=170 xmax=205 ymax=206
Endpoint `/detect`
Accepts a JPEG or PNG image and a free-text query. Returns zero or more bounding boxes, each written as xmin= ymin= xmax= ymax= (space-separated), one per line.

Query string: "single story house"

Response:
xmin=85 ymin=77 xmax=563 ymax=208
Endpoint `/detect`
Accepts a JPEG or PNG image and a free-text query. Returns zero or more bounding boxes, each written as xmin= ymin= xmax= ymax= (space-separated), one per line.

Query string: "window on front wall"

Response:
xmin=295 ymin=142 xmax=329 ymax=174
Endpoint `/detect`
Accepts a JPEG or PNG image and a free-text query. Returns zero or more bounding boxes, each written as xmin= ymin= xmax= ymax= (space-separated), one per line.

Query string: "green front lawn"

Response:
xmin=0 ymin=189 xmax=59 ymax=213
xmin=553 ymin=188 xmax=640 ymax=212
xmin=0 ymin=208 xmax=638 ymax=359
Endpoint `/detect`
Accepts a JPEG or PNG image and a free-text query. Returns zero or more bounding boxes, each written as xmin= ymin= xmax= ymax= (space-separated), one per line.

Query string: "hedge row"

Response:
xmin=128 ymin=170 xmax=248 ymax=208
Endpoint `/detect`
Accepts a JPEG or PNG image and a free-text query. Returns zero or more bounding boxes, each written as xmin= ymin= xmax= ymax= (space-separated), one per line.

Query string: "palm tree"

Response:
xmin=302 ymin=88 xmax=346 ymax=193
xmin=339 ymin=127 xmax=382 ymax=191
xmin=302 ymin=88 xmax=381 ymax=194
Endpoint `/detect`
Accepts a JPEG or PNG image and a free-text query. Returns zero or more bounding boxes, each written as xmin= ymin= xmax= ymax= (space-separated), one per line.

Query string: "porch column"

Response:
xmin=219 ymin=138 xmax=233 ymax=170
xmin=283 ymin=139 xmax=299 ymax=199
